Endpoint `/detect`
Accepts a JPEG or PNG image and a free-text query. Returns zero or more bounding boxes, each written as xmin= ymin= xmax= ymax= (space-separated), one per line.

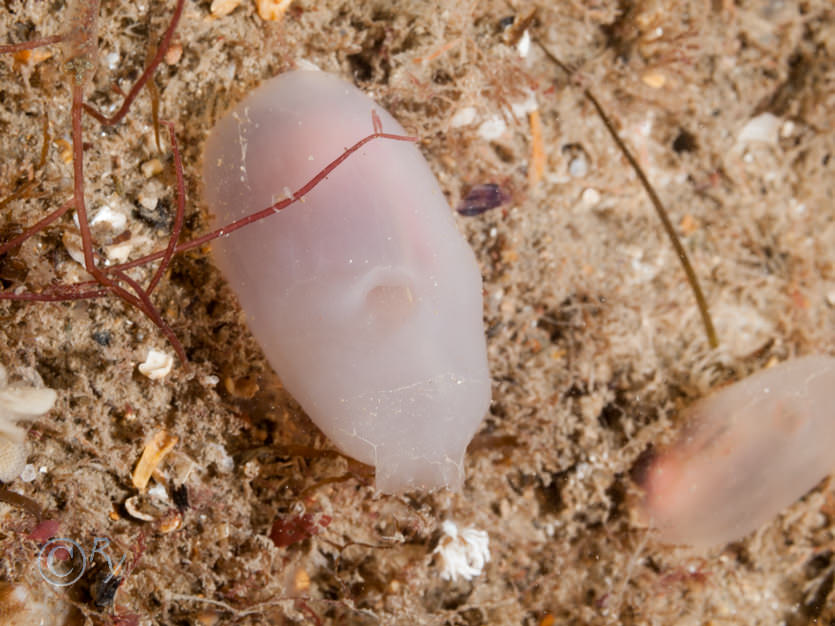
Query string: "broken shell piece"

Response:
xmin=580 ymin=188 xmax=601 ymax=208
xmin=199 ymin=373 xmax=220 ymax=387
xmin=210 ymin=0 xmax=241 ymax=16
xmin=147 ymin=482 xmax=169 ymax=503
xmin=168 ymin=453 xmax=197 ymax=484
xmin=90 ymin=205 xmax=128 ymax=232
xmin=255 ymin=0 xmax=292 ymax=21
xmin=13 ymin=48 xmax=53 ymax=66
xmin=641 ymin=70 xmax=666 ymax=88
xmin=450 ymin=107 xmax=477 ymax=128
xmin=132 ymin=430 xmax=178 ymax=490
xmin=141 ymin=158 xmax=164 ymax=178
xmin=568 ymin=154 xmax=589 ymax=178
xmin=158 ymin=511 xmax=183 ymax=533
xmin=205 ymin=442 xmax=234 ymax=474
xmin=19 ymin=464 xmax=36 ymax=482
xmin=516 ymin=29 xmax=531 ymax=58
xmin=477 ymin=116 xmax=506 ymax=140
xmin=737 ymin=112 xmax=780 ymax=147
xmin=105 ymin=234 xmax=150 ymax=264
xmin=138 ymin=349 xmax=174 ymax=380
xmin=124 ymin=490 xmax=174 ymax=524
xmin=61 ymin=231 xmax=86 ymax=266
xmin=105 ymin=240 xmax=134 ymax=263
xmin=124 ymin=495 xmax=156 ymax=522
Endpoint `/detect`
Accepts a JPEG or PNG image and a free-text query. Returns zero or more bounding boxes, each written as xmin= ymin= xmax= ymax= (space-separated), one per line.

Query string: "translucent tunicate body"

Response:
xmin=640 ymin=355 xmax=835 ymax=547
xmin=202 ymin=70 xmax=491 ymax=492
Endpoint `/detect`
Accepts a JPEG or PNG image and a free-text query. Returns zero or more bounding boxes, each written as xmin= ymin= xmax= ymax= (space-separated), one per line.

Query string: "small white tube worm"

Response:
xmin=202 ymin=70 xmax=491 ymax=493
xmin=639 ymin=355 xmax=835 ymax=548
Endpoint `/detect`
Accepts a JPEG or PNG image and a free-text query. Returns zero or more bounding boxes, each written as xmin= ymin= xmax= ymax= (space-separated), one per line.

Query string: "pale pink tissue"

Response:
xmin=202 ymin=70 xmax=491 ymax=493
xmin=641 ymin=355 xmax=835 ymax=547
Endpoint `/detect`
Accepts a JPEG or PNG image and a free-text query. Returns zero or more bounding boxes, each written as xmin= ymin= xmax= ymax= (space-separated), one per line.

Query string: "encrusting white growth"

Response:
xmin=203 ymin=70 xmax=491 ymax=493
xmin=0 ymin=364 xmax=57 ymax=483
xmin=639 ymin=355 xmax=835 ymax=548
xmin=433 ymin=520 xmax=490 ymax=582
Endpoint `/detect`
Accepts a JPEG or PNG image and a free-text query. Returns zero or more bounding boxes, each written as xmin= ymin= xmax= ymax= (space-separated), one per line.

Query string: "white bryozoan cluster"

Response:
xmin=433 ymin=520 xmax=490 ymax=582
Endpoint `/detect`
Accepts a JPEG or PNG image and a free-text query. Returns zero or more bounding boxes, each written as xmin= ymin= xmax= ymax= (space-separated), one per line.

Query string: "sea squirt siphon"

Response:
xmin=202 ymin=70 xmax=491 ymax=493
xmin=639 ymin=355 xmax=835 ymax=548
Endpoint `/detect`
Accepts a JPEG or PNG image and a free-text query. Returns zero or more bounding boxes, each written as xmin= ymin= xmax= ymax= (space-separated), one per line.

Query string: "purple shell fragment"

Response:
xmin=456 ymin=184 xmax=510 ymax=216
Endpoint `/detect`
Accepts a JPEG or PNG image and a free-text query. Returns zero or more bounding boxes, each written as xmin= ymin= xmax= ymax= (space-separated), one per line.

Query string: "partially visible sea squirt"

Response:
xmin=640 ymin=355 xmax=835 ymax=548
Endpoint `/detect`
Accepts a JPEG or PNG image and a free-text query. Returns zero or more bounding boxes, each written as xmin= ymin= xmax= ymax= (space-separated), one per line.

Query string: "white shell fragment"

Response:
xmin=124 ymin=495 xmax=156 ymax=522
xmin=90 ymin=205 xmax=128 ymax=232
xmin=433 ymin=520 xmax=490 ymax=582
xmin=138 ymin=349 xmax=174 ymax=380
xmin=19 ymin=464 xmax=36 ymax=482
xmin=205 ymin=442 xmax=234 ymax=474
xmin=737 ymin=112 xmax=780 ymax=147
xmin=147 ymin=482 xmax=169 ymax=503
xmin=203 ymin=70 xmax=491 ymax=492
xmin=450 ymin=106 xmax=477 ymax=128
xmin=0 ymin=364 xmax=57 ymax=483
xmin=568 ymin=154 xmax=589 ymax=178
xmin=477 ymin=115 xmax=507 ymax=140
xmin=210 ymin=0 xmax=241 ymax=17
xmin=639 ymin=355 xmax=835 ymax=548
xmin=516 ymin=29 xmax=531 ymax=58
xmin=62 ymin=231 xmax=86 ymax=266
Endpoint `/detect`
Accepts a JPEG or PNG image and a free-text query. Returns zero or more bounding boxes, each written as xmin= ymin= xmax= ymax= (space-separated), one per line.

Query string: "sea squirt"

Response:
xmin=640 ymin=355 xmax=835 ymax=547
xmin=202 ymin=70 xmax=491 ymax=492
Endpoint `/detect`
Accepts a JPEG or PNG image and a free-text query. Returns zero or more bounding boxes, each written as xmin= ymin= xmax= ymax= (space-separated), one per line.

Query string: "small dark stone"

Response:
xmin=672 ymin=129 xmax=698 ymax=153
xmin=92 ymin=330 xmax=112 ymax=346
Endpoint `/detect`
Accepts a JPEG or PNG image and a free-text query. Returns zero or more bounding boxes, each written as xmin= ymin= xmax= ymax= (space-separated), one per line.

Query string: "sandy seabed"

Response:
xmin=1 ymin=1 xmax=834 ymax=624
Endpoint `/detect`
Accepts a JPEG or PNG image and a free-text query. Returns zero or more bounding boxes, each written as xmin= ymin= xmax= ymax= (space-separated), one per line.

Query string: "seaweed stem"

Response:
xmin=0 ymin=485 xmax=43 ymax=521
xmin=536 ymin=41 xmax=718 ymax=349
xmin=82 ymin=0 xmax=185 ymax=126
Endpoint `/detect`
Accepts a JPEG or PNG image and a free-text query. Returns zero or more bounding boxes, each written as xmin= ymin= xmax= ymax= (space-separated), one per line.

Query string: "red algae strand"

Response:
xmin=640 ymin=355 xmax=835 ymax=548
